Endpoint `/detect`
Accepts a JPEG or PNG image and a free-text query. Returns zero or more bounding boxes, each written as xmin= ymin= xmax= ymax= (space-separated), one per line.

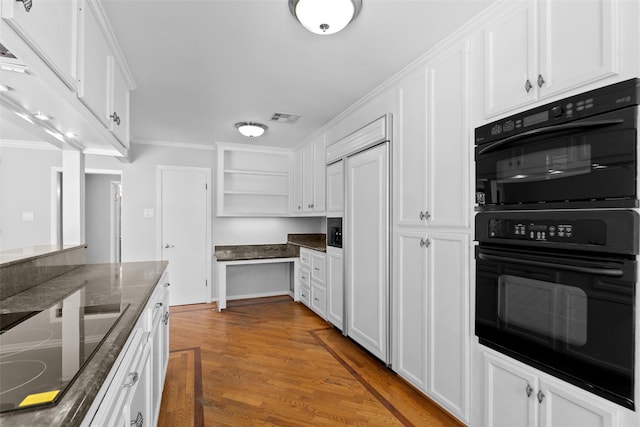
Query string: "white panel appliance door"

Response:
xmin=346 ymin=142 xmax=389 ymax=363
xmin=161 ymin=168 xmax=208 ymax=306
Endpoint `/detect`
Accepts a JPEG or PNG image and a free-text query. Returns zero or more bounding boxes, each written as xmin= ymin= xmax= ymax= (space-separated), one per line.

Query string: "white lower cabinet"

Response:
xmin=326 ymin=246 xmax=343 ymax=330
xmin=393 ymin=229 xmax=469 ymax=422
xmin=298 ymin=248 xmax=327 ymax=319
xmin=484 ymin=349 xmax=620 ymax=427
xmin=86 ymin=274 xmax=170 ymax=426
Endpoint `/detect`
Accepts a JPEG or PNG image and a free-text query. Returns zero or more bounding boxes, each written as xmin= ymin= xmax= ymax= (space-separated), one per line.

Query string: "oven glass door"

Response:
xmin=475 ymin=245 xmax=636 ymax=409
xmin=475 ymin=107 xmax=637 ymax=209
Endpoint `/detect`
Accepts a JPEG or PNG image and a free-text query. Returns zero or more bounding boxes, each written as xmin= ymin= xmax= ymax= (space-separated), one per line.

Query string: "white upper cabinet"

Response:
xmin=484 ymin=0 xmax=619 ymax=118
xmin=396 ymin=68 xmax=429 ymax=227
xmin=326 ymin=160 xmax=344 ymax=216
xmin=292 ymin=148 xmax=304 ymax=213
xmin=78 ymin=0 xmax=112 ymax=128
xmin=78 ymin=0 xmax=131 ymax=147
xmin=299 ymin=134 xmax=326 ymax=214
xmin=1 ymin=0 xmax=79 ymax=89
xmin=396 ymin=40 xmax=471 ymax=230
xmin=110 ymin=62 xmax=130 ymax=147
xmin=483 ymin=0 xmax=536 ymax=117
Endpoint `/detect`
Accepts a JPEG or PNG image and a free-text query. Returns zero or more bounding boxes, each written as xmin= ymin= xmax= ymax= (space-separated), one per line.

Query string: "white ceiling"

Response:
xmin=100 ymin=0 xmax=496 ymax=149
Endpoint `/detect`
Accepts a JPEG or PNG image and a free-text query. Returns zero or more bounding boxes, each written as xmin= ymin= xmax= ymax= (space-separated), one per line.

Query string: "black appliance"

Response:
xmin=327 ymin=217 xmax=342 ymax=248
xmin=0 ymin=292 xmax=128 ymax=413
xmin=475 ymin=78 xmax=639 ymax=211
xmin=475 ymin=209 xmax=638 ymax=409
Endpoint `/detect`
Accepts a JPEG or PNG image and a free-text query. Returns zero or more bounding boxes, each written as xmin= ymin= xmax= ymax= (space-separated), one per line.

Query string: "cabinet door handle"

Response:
xmin=164 ymin=244 xmax=175 ymax=249
xmin=420 ymin=210 xmax=431 ymax=221
xmin=537 ymin=390 xmax=545 ymax=403
xmin=163 ymin=312 xmax=170 ymax=325
xmin=163 ymin=283 xmax=171 ymax=288
xmin=131 ymin=412 xmax=144 ymax=427
xmin=314 ymin=267 xmax=320 ymax=271
xmin=155 ymin=302 xmax=163 ymax=308
xmin=110 ymin=112 xmax=121 ymax=126
xmin=419 ymin=238 xmax=431 ymax=248
xmin=17 ymin=0 xmax=32 ymax=12
xmin=525 ymin=384 xmax=533 ymax=397
xmin=537 ymin=74 xmax=545 ymax=88
xmin=123 ymin=372 xmax=139 ymax=387
xmin=525 ymin=79 xmax=533 ymax=93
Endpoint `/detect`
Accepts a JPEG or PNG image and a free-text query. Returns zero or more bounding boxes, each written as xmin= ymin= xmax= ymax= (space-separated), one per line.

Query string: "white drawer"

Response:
xmin=310 ymin=253 xmax=326 ymax=284
xmin=299 ymin=285 xmax=311 ymax=307
xmin=311 ymin=284 xmax=326 ymax=318
xmin=300 ymin=248 xmax=311 ymax=267
xmin=300 ymin=267 xmax=310 ymax=287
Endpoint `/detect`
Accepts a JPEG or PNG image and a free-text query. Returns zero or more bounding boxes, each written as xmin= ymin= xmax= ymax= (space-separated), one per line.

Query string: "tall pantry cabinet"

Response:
xmin=392 ymin=38 xmax=472 ymax=423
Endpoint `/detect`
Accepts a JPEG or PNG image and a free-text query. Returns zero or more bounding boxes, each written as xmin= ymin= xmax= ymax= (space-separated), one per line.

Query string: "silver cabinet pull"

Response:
xmin=537 ymin=390 xmax=545 ymax=403
xmin=314 ymin=267 xmax=320 ymax=271
xmin=131 ymin=412 xmax=143 ymax=427
xmin=419 ymin=238 xmax=431 ymax=248
xmin=419 ymin=211 xmax=431 ymax=221
xmin=163 ymin=244 xmax=175 ymax=248
xmin=525 ymin=79 xmax=533 ymax=93
xmin=110 ymin=112 xmax=121 ymax=126
xmin=537 ymin=74 xmax=545 ymax=88
xmin=155 ymin=302 xmax=163 ymax=308
xmin=526 ymin=384 xmax=533 ymax=397
xmin=163 ymin=312 xmax=170 ymax=325
xmin=17 ymin=0 xmax=32 ymax=12
xmin=123 ymin=372 xmax=139 ymax=387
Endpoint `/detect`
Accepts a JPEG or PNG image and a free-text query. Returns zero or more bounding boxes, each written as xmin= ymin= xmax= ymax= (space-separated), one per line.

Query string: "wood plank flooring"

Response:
xmin=159 ymin=296 xmax=463 ymax=427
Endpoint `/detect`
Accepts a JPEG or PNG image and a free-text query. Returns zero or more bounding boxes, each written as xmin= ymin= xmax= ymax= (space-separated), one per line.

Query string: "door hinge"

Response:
xmin=205 ymin=279 xmax=208 ymax=287
xmin=205 ymin=183 xmax=208 ymax=190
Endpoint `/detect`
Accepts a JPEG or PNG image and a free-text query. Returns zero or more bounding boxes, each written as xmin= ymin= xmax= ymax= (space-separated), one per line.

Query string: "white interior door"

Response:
xmin=346 ymin=143 xmax=389 ymax=363
xmin=160 ymin=167 xmax=209 ymax=306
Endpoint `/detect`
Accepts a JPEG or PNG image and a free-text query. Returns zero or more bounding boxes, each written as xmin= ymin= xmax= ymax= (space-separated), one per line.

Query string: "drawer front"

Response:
xmin=299 ymin=285 xmax=311 ymax=307
xmin=300 ymin=267 xmax=311 ymax=288
xmin=311 ymin=285 xmax=326 ymax=318
xmin=310 ymin=253 xmax=326 ymax=283
xmin=300 ymin=249 xmax=311 ymax=267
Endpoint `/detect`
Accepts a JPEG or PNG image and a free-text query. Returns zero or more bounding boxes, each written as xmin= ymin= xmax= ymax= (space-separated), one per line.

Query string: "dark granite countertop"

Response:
xmin=214 ymin=234 xmax=327 ymax=262
xmin=214 ymin=244 xmax=300 ymax=261
xmin=0 ymin=261 xmax=168 ymax=427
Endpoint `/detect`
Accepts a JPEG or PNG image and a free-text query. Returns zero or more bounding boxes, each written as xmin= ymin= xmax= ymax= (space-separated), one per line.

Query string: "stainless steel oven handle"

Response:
xmin=477 ymin=119 xmax=624 ymax=155
xmin=477 ymin=252 xmax=624 ymax=277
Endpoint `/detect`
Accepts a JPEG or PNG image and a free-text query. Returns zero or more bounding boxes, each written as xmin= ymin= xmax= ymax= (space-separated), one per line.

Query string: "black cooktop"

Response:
xmin=0 ymin=291 xmax=128 ymax=413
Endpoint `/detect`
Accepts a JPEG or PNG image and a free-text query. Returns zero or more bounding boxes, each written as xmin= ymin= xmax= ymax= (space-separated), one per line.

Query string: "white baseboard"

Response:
xmin=226 ymin=290 xmax=291 ymax=301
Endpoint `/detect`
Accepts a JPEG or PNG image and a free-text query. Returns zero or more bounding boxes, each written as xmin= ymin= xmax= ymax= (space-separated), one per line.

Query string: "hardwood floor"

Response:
xmin=159 ymin=296 xmax=463 ymax=427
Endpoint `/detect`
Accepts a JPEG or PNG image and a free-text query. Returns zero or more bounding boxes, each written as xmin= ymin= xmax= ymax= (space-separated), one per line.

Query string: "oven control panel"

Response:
xmin=487 ymin=219 xmax=605 ymax=245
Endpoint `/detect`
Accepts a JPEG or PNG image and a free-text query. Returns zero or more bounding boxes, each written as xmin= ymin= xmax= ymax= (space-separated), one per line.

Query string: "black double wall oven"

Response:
xmin=474 ymin=78 xmax=639 ymax=410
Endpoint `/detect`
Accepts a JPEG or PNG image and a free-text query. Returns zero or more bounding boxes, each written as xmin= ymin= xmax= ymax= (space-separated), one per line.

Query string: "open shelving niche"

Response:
xmin=216 ymin=142 xmax=293 ymax=216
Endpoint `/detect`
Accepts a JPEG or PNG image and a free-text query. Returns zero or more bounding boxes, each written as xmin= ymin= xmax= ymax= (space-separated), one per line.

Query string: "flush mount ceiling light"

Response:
xmin=235 ymin=122 xmax=268 ymax=138
xmin=289 ymin=0 xmax=362 ymax=35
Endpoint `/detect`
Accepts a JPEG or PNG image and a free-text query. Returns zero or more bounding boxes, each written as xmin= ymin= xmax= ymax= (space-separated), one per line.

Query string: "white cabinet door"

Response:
xmin=539 ymin=380 xmax=617 ymax=427
xmin=293 ymin=148 xmax=304 ymax=213
xmin=1 ymin=0 xmax=78 ymax=88
xmin=110 ymin=63 xmax=130 ymax=147
xmin=485 ymin=352 xmax=538 ymax=427
xmin=484 ymin=0 xmax=536 ymax=117
xmin=302 ymin=142 xmax=314 ymax=212
xmin=78 ymin=0 xmax=112 ymax=127
xmin=396 ymin=68 xmax=428 ymax=227
xmin=313 ymin=135 xmax=326 ymax=212
xmin=393 ymin=229 xmax=428 ymax=391
xmin=537 ymin=0 xmax=617 ymax=100
xmin=326 ymin=246 xmax=343 ymax=330
xmin=326 ymin=160 xmax=344 ymax=216
xmin=346 ymin=142 xmax=389 ymax=363
xmin=426 ymin=232 xmax=469 ymax=419
xmin=426 ymin=41 xmax=470 ymax=229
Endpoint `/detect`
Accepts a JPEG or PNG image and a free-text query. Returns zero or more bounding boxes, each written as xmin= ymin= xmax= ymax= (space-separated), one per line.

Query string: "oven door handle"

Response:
xmin=477 ymin=252 xmax=624 ymax=277
xmin=477 ymin=119 xmax=624 ymax=155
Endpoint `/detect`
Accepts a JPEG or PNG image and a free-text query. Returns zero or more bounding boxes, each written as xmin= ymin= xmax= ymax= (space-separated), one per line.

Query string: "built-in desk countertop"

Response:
xmin=213 ymin=234 xmax=325 ymax=311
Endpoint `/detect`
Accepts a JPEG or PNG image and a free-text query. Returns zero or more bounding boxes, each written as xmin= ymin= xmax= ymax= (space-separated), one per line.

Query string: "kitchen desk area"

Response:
xmin=214 ymin=234 xmax=325 ymax=311
xmin=0 ymin=246 xmax=169 ymax=426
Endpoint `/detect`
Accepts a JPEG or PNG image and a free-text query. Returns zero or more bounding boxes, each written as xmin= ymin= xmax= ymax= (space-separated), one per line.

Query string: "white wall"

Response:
xmin=85 ymin=173 xmax=120 ymax=263
xmin=0 ymin=144 xmax=61 ymax=251
xmin=86 ymin=142 xmax=323 ymax=298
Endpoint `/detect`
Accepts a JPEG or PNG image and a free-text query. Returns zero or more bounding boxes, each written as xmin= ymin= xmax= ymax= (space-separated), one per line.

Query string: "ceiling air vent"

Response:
xmin=269 ymin=112 xmax=301 ymax=124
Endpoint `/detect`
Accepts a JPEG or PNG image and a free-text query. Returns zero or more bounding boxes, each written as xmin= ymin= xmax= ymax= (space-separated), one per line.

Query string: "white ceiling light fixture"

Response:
xmin=34 ymin=111 xmax=51 ymax=121
xmin=289 ymin=0 xmax=362 ymax=35
xmin=235 ymin=122 xmax=268 ymax=138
